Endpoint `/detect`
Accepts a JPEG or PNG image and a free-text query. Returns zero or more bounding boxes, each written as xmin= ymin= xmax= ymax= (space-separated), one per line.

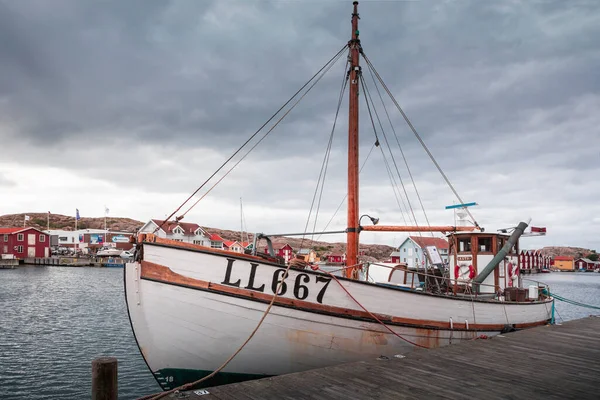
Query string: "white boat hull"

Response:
xmin=125 ymin=240 xmax=553 ymax=390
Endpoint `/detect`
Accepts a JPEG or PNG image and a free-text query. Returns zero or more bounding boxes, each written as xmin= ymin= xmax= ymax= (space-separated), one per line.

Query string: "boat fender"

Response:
xmin=507 ymin=262 xmax=519 ymax=287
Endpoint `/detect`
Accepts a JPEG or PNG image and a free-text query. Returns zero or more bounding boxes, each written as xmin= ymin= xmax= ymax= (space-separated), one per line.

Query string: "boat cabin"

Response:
xmin=448 ymin=232 xmax=519 ymax=294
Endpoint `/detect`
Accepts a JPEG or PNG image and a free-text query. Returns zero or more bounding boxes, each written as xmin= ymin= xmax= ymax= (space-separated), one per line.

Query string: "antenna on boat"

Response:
xmin=346 ymin=1 xmax=361 ymax=278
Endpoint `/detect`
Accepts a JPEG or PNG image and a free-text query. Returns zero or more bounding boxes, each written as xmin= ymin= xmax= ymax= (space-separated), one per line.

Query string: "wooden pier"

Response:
xmin=171 ymin=316 xmax=600 ymax=400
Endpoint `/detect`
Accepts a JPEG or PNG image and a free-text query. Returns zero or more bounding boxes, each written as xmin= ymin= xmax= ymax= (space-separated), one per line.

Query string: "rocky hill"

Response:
xmin=0 ymin=213 xmax=144 ymax=233
xmin=1 ymin=213 xmax=395 ymax=261
xmin=192 ymin=227 xmax=395 ymax=261
xmin=539 ymin=246 xmax=595 ymax=259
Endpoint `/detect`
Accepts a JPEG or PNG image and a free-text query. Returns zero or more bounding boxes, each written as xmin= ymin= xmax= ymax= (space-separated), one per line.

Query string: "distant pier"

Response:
xmin=165 ymin=316 xmax=600 ymax=400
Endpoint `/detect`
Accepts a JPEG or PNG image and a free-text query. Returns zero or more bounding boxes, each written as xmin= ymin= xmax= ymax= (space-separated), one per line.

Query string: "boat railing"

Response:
xmin=367 ymin=262 xmax=550 ymax=301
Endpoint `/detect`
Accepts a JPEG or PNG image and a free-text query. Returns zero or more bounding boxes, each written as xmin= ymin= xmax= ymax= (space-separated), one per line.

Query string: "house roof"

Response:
xmin=0 ymin=227 xmax=46 ymax=234
xmin=389 ymin=251 xmax=401 ymax=257
xmin=209 ymin=233 xmax=224 ymax=241
xmin=408 ymin=236 xmax=449 ymax=250
xmin=554 ymin=256 xmax=574 ymax=261
xmin=575 ymin=258 xmax=596 ymax=263
xmin=151 ymin=219 xmax=203 ymax=235
xmin=223 ymin=240 xmax=236 ymax=247
xmin=0 ymin=227 xmax=25 ymax=234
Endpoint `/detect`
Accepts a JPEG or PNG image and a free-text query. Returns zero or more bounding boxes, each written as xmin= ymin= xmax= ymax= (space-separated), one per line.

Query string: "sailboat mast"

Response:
xmin=346 ymin=1 xmax=360 ymax=278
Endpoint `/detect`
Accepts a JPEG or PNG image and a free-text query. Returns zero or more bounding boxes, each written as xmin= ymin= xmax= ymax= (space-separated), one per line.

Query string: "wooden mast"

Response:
xmin=346 ymin=1 xmax=360 ymax=278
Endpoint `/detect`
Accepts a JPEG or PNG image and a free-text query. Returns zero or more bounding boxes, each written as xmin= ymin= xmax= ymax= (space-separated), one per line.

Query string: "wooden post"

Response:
xmin=92 ymin=357 xmax=117 ymax=400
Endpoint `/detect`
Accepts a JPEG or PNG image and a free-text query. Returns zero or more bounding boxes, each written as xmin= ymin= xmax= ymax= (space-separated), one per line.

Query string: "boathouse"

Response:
xmin=0 ymin=227 xmax=50 ymax=259
xmin=553 ymin=256 xmax=575 ymax=271
xmin=574 ymin=258 xmax=598 ymax=271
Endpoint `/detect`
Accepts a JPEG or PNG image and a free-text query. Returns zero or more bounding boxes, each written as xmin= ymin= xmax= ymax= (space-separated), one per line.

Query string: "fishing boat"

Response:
xmin=125 ymin=2 xmax=553 ymax=392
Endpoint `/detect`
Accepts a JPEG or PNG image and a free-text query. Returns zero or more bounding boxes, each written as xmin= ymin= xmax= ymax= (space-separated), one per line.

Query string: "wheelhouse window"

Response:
xmin=458 ymin=237 xmax=471 ymax=253
xmin=478 ymin=237 xmax=492 ymax=253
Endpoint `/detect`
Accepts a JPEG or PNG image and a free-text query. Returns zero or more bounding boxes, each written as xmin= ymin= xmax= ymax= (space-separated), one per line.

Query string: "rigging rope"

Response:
xmin=360 ymin=74 xmax=415 ymax=226
xmin=300 ymin=59 xmax=350 ymax=251
xmin=178 ymin=47 xmax=348 ymax=220
xmin=314 ymin=143 xmax=377 ymax=241
xmin=153 ymin=44 xmax=349 ymax=233
xmin=365 ymin=63 xmax=434 ymax=236
xmin=362 ymin=52 xmax=480 ymax=229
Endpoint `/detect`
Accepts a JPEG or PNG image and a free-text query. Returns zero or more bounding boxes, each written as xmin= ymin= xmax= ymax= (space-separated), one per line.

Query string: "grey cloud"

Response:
xmin=1 ymin=0 xmax=599 ymax=249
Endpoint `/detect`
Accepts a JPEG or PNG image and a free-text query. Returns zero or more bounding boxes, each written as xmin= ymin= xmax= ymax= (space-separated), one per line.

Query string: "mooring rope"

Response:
xmin=550 ymin=292 xmax=600 ymax=310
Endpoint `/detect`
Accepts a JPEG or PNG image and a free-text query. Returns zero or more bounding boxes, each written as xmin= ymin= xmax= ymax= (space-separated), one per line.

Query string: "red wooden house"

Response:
xmin=574 ymin=258 xmax=597 ymax=271
xmin=264 ymin=243 xmax=294 ymax=264
xmin=0 ymin=227 xmax=50 ymax=259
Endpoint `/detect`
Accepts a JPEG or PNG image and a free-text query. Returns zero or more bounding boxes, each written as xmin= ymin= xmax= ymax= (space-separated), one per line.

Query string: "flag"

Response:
xmin=76 ymin=209 xmax=81 ymax=220
xmin=24 ymin=215 xmax=30 ymax=221
xmin=531 ymin=227 xmax=546 ymax=233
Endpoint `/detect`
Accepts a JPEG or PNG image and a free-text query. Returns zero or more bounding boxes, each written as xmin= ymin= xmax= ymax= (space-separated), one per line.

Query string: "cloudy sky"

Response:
xmin=1 ymin=0 xmax=598 ymax=250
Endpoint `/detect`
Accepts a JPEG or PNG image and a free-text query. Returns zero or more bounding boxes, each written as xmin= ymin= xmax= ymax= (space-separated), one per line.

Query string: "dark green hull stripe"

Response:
xmin=153 ymin=368 xmax=271 ymax=390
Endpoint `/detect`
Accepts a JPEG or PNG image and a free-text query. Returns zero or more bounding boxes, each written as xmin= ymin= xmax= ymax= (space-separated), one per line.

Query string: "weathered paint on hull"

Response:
xmin=125 ymin=241 xmax=553 ymax=391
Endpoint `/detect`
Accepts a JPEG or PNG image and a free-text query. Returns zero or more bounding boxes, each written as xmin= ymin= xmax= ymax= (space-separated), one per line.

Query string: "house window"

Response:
xmin=458 ymin=238 xmax=471 ymax=252
xmin=173 ymin=227 xmax=184 ymax=235
xmin=17 ymin=245 xmax=23 ymax=253
xmin=404 ymin=258 xmax=407 ymax=262
xmin=17 ymin=234 xmax=24 ymax=241
xmin=211 ymin=241 xmax=222 ymax=248
xmin=478 ymin=237 xmax=492 ymax=252
xmin=173 ymin=239 xmax=183 ymax=242
xmin=193 ymin=240 xmax=204 ymax=245
xmin=59 ymin=236 xmax=68 ymax=241
xmin=403 ymin=248 xmax=406 ymax=252
xmin=3 ymin=234 xmax=7 ymax=242
xmin=40 ymin=234 xmax=46 ymax=242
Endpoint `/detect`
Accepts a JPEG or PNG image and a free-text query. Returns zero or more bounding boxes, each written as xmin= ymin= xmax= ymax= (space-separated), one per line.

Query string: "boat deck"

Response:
xmin=174 ymin=316 xmax=600 ymax=399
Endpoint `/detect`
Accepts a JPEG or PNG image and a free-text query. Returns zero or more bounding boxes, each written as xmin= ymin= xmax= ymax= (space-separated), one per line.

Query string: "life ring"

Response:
xmin=454 ymin=264 xmax=475 ymax=281
xmin=507 ymin=262 xmax=519 ymax=287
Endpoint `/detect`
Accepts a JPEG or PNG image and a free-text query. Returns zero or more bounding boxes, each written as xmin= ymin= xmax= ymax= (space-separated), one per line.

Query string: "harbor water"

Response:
xmin=1 ymin=266 xmax=599 ymax=399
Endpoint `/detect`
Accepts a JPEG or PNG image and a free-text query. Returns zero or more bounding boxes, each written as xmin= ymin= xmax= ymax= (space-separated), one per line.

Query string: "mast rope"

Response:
xmin=365 ymin=63 xmax=434 ymax=236
xmin=314 ymin=142 xmax=377 ymax=241
xmin=176 ymin=46 xmax=349 ymax=221
xmin=300 ymin=58 xmax=350 ymax=251
xmin=153 ymin=44 xmax=349 ymax=233
xmin=360 ymin=74 xmax=415 ymax=226
xmin=362 ymin=52 xmax=480 ymax=229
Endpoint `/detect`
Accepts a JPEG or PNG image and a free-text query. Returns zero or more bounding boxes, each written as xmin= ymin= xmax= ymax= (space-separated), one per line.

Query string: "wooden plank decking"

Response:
xmin=173 ymin=316 xmax=600 ymax=399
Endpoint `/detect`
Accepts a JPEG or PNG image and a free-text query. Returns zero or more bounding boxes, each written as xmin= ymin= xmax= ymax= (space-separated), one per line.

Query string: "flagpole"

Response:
xmin=23 ymin=215 xmax=25 ymax=228
xmin=47 ymin=212 xmax=50 ymax=232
